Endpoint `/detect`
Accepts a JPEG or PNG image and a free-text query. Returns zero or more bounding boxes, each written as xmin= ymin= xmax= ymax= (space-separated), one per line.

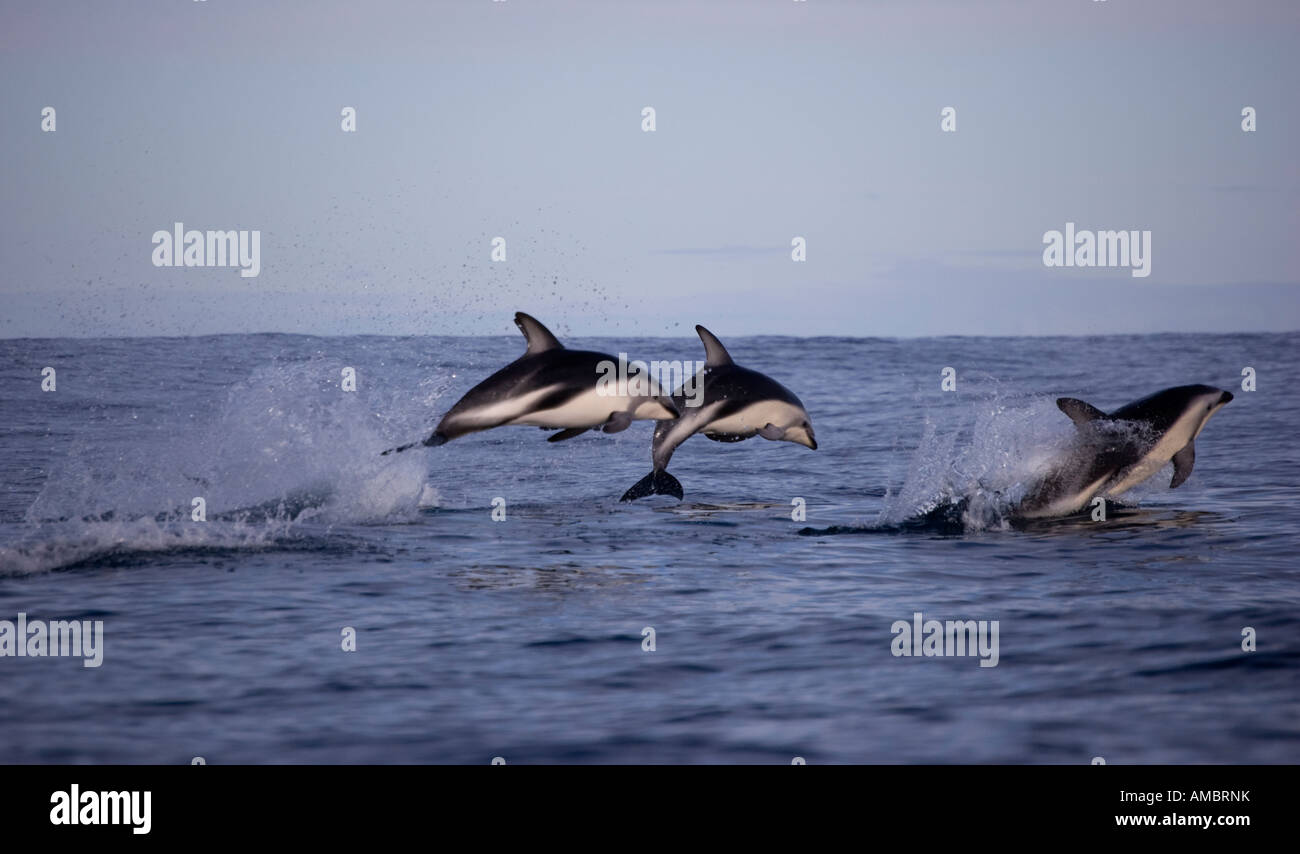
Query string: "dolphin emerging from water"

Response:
xmin=620 ymin=325 xmax=817 ymax=501
xmin=1015 ymin=384 xmax=1233 ymax=519
xmin=382 ymin=312 xmax=678 ymax=454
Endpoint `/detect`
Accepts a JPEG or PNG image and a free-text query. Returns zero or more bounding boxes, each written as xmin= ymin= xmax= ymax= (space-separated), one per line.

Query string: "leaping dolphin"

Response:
xmin=382 ymin=312 xmax=678 ymax=454
xmin=620 ymin=325 xmax=817 ymax=501
xmin=1015 ymin=384 xmax=1233 ymax=519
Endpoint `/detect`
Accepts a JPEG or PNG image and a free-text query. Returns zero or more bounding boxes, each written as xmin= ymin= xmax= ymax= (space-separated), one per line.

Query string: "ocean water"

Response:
xmin=0 ymin=331 xmax=1296 ymax=764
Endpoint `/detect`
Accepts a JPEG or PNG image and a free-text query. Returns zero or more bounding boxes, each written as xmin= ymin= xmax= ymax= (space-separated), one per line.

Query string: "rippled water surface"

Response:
xmin=1 ymin=332 xmax=1296 ymax=763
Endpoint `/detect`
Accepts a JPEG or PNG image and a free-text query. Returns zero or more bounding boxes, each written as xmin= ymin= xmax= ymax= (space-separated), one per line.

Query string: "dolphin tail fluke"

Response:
xmin=620 ymin=470 xmax=684 ymax=502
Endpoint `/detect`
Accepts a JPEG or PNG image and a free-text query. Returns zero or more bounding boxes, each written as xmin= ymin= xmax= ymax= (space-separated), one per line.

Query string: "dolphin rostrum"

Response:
xmin=1016 ymin=384 xmax=1233 ymax=519
xmin=382 ymin=312 xmax=678 ymax=454
xmin=620 ymin=325 xmax=817 ymax=501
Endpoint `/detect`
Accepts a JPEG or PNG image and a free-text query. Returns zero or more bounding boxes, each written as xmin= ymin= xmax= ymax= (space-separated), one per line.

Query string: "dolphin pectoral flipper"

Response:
xmin=601 ymin=412 xmax=634 ymax=434
xmin=1170 ymin=441 xmax=1195 ymax=488
xmin=1057 ymin=398 xmax=1107 ymax=426
xmin=620 ymin=469 xmax=684 ymax=502
xmin=547 ymin=428 xmax=589 ymax=443
xmin=757 ymin=423 xmax=785 ymax=441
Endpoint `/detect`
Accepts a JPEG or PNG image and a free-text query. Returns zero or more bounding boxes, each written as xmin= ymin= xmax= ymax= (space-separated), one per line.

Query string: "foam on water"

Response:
xmin=1 ymin=357 xmax=442 ymax=574
xmin=875 ymin=393 xmax=1172 ymax=532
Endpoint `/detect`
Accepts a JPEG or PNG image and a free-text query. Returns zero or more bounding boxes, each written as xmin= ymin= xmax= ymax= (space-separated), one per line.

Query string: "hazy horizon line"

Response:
xmin=3 ymin=327 xmax=1296 ymax=343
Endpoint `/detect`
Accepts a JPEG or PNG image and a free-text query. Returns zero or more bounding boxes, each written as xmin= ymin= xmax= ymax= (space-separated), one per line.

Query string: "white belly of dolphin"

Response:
xmin=1017 ymin=470 xmax=1115 ymax=519
xmin=506 ymin=387 xmax=632 ymax=428
xmin=705 ymin=400 xmax=804 ymax=436
xmin=1104 ymin=413 xmax=1199 ymax=497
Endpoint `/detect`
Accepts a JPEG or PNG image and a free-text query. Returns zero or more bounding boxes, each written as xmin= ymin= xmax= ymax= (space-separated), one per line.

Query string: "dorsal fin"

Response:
xmin=514 ymin=312 xmax=563 ymax=355
xmin=1057 ymin=397 xmax=1106 ymax=427
xmin=695 ymin=325 xmax=733 ymax=367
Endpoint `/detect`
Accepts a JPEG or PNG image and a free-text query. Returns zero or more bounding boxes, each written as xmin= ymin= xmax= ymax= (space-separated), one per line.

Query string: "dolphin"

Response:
xmin=382 ymin=312 xmax=678 ymax=454
xmin=1015 ymin=384 xmax=1233 ymax=519
xmin=620 ymin=325 xmax=817 ymax=501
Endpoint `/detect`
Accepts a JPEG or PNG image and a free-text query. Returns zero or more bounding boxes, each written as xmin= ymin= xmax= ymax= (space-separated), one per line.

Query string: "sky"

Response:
xmin=2 ymin=0 xmax=1297 ymax=338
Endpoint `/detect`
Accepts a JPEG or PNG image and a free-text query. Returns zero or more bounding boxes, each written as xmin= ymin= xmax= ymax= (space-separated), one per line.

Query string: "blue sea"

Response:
xmin=1 ymin=331 xmax=1296 ymax=763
